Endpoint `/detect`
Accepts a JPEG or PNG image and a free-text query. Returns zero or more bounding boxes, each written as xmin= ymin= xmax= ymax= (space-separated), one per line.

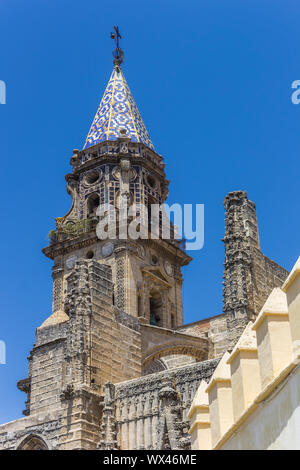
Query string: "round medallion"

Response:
xmin=145 ymin=173 xmax=158 ymax=189
xmin=129 ymin=168 xmax=137 ymax=181
xmin=164 ymin=261 xmax=173 ymax=276
xmin=137 ymin=245 xmax=145 ymax=259
xmin=66 ymin=255 xmax=77 ymax=270
xmin=112 ymin=166 xmax=137 ymax=181
xmin=83 ymin=169 xmax=102 ymax=186
xmin=102 ymin=242 xmax=114 ymax=257
xmin=151 ymin=252 xmax=159 ymax=265
xmin=112 ymin=166 xmax=121 ymax=180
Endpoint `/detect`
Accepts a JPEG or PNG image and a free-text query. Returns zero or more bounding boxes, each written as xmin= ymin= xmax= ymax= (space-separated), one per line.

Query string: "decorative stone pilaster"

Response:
xmin=143 ymin=392 xmax=152 ymax=449
xmin=98 ymin=382 xmax=118 ymax=450
xmin=157 ymin=378 xmax=190 ymax=450
xmin=52 ymin=265 xmax=64 ymax=313
xmin=136 ymin=396 xmax=145 ymax=450
xmin=115 ymin=246 xmax=126 ymax=311
xmin=128 ymin=398 xmax=137 ymax=449
xmin=64 ymin=260 xmax=93 ymax=387
xmin=119 ymin=399 xmax=129 ymax=450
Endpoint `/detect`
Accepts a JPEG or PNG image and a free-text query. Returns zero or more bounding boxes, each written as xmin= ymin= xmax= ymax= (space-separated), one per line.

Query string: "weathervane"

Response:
xmin=111 ymin=25 xmax=124 ymax=67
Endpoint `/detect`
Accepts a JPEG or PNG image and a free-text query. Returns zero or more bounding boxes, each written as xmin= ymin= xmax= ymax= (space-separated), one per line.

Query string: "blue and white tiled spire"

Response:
xmin=83 ymin=66 xmax=154 ymax=151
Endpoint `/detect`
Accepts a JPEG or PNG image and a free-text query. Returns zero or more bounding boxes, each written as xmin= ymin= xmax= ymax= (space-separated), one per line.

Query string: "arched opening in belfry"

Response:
xmin=87 ymin=193 xmax=100 ymax=217
xmin=149 ymin=289 xmax=163 ymax=327
xmin=170 ymin=312 xmax=175 ymax=329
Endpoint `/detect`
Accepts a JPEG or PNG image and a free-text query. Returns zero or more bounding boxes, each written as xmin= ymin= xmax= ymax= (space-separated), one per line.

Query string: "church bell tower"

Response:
xmin=43 ymin=29 xmax=191 ymax=332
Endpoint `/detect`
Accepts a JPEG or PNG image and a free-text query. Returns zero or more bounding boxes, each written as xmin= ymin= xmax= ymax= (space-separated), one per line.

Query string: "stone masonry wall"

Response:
xmin=0 ymin=259 xmax=142 ymax=450
xmin=86 ymin=261 xmax=142 ymax=390
xmin=177 ymin=314 xmax=228 ymax=359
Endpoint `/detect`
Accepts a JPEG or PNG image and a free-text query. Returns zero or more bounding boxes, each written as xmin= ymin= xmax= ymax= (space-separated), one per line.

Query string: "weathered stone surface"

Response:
xmin=222 ymin=191 xmax=288 ymax=350
xmin=0 ymin=141 xmax=289 ymax=449
xmin=113 ymin=359 xmax=219 ymax=449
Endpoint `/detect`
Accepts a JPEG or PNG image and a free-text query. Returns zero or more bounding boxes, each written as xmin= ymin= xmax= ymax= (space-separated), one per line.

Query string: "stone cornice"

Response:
xmin=42 ymin=229 xmax=191 ymax=266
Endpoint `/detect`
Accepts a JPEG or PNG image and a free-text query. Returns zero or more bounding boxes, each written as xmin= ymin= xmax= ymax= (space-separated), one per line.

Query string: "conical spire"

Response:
xmin=83 ymin=65 xmax=154 ymax=151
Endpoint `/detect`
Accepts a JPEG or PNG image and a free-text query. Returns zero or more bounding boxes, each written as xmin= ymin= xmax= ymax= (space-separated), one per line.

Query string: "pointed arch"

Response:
xmin=16 ymin=434 xmax=49 ymax=450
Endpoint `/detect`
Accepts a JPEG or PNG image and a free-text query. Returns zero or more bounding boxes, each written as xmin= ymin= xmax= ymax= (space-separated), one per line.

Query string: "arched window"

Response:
xmin=17 ymin=434 xmax=49 ymax=450
xmin=87 ymin=193 xmax=100 ymax=217
xmin=149 ymin=289 xmax=163 ymax=327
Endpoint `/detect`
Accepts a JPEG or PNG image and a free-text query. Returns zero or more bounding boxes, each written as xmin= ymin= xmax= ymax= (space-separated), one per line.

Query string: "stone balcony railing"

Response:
xmin=53 ymin=218 xmax=98 ymax=243
xmin=50 ymin=216 xmax=186 ymax=254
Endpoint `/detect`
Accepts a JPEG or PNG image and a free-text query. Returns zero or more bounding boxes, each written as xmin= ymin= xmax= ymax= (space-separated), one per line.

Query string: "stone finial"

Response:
xmin=104 ymin=382 xmax=115 ymax=406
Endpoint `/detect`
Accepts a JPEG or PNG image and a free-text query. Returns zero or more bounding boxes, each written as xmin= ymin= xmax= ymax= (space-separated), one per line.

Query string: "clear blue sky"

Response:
xmin=0 ymin=0 xmax=299 ymax=423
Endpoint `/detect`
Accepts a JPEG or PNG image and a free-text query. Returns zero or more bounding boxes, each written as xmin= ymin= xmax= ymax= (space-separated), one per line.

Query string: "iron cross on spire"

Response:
xmin=111 ymin=25 xmax=124 ymax=66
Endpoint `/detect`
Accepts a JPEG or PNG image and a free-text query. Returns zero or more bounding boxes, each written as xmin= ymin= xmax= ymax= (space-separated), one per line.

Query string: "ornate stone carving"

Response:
xmin=60 ymin=384 xmax=75 ymax=401
xmin=116 ymin=254 xmax=126 ymax=310
xmin=98 ymin=382 xmax=119 ymax=450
